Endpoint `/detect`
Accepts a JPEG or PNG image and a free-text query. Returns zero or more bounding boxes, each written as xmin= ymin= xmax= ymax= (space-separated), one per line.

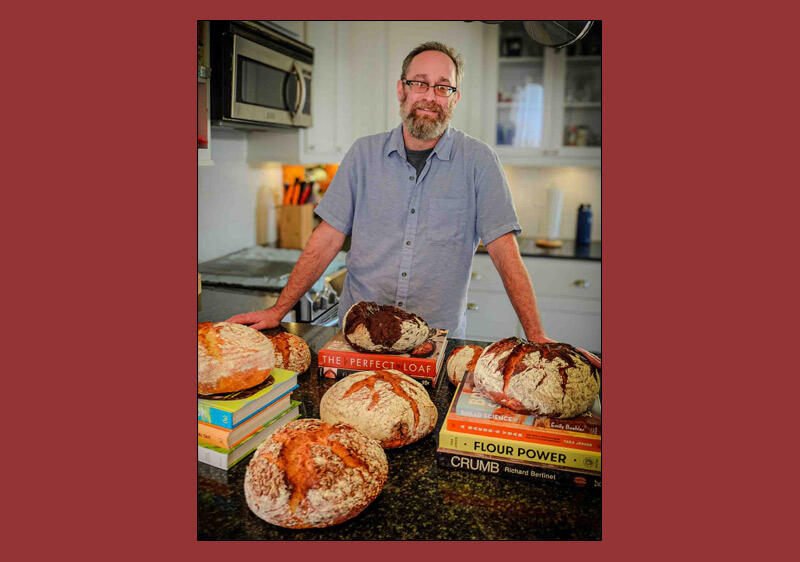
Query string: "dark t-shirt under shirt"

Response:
xmin=405 ymin=145 xmax=434 ymax=177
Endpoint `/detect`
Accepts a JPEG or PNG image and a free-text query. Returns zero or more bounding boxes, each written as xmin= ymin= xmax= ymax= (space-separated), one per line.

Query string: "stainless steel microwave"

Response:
xmin=210 ymin=21 xmax=313 ymax=129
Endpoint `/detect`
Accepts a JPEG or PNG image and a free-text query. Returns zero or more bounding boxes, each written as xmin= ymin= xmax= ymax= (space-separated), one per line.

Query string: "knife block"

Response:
xmin=279 ymin=204 xmax=314 ymax=249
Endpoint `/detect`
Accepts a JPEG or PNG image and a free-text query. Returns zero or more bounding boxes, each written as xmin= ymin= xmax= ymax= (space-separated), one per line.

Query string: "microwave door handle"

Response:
xmin=292 ymin=63 xmax=305 ymax=117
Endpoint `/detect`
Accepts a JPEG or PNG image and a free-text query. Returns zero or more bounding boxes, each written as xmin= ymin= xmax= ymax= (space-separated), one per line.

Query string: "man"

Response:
xmin=228 ymin=41 xmax=599 ymax=365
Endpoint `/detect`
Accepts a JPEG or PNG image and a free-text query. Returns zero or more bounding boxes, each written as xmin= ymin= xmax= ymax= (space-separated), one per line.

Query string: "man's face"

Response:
xmin=397 ymin=50 xmax=461 ymax=141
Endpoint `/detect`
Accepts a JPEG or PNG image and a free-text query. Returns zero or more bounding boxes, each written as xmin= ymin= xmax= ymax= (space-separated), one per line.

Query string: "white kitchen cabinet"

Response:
xmin=481 ymin=22 xmax=601 ymax=167
xmin=465 ymin=253 xmax=601 ymax=353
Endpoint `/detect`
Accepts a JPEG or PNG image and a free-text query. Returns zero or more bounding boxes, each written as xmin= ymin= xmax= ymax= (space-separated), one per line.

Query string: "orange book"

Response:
xmin=445 ymin=414 xmax=600 ymax=452
xmin=317 ymin=329 xmax=447 ymax=387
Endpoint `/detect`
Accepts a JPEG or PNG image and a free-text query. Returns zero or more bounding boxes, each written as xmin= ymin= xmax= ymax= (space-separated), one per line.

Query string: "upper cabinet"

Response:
xmin=483 ymin=21 xmax=601 ymax=167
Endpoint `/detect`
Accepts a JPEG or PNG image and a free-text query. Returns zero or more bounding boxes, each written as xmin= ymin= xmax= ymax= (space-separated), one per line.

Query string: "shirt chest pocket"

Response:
xmin=426 ymin=197 xmax=466 ymax=245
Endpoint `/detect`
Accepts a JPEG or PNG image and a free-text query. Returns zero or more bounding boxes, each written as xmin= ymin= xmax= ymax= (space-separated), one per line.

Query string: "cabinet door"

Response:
xmin=465 ymin=289 xmax=521 ymax=342
xmin=301 ymin=22 xmax=351 ymax=163
xmin=538 ymin=297 xmax=601 ymax=352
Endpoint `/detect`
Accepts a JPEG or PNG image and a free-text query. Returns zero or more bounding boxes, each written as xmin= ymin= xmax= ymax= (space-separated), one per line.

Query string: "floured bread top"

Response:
xmin=319 ymin=369 xmax=438 ymax=448
xmin=446 ymin=345 xmax=484 ymax=386
xmin=343 ymin=302 xmax=430 ymax=354
xmin=244 ymin=419 xmax=388 ymax=529
xmin=267 ymin=332 xmax=311 ymax=374
xmin=473 ymin=337 xmax=600 ymax=419
xmin=197 ymin=322 xmax=275 ymax=395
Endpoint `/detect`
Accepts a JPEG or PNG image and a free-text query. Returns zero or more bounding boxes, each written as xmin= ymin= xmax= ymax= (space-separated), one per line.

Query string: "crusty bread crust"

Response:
xmin=342 ymin=302 xmax=431 ymax=354
xmin=446 ymin=345 xmax=484 ymax=386
xmin=319 ymin=369 xmax=438 ymax=448
xmin=244 ymin=419 xmax=388 ymax=528
xmin=473 ymin=337 xmax=600 ymax=419
xmin=197 ymin=322 xmax=275 ymax=395
xmin=267 ymin=332 xmax=311 ymax=374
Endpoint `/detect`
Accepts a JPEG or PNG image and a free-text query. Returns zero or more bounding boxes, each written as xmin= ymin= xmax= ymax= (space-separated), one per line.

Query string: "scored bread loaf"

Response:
xmin=198 ymin=322 xmax=275 ymax=395
xmin=342 ymin=302 xmax=431 ymax=354
xmin=472 ymin=337 xmax=600 ymax=419
xmin=266 ymin=332 xmax=311 ymax=373
xmin=244 ymin=419 xmax=388 ymax=529
xmin=446 ymin=345 xmax=484 ymax=386
xmin=319 ymin=369 xmax=437 ymax=448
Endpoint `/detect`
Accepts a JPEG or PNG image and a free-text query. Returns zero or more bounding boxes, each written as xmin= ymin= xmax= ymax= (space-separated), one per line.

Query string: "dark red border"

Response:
xmin=23 ymin=5 xmax=752 ymax=557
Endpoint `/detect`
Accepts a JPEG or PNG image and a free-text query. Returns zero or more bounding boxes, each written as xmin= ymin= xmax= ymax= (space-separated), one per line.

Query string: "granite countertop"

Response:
xmin=477 ymin=237 xmax=601 ymax=261
xmin=198 ymin=323 xmax=601 ymax=540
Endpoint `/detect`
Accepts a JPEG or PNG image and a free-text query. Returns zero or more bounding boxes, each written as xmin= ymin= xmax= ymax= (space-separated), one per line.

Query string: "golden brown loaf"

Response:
xmin=472 ymin=337 xmax=600 ymax=419
xmin=266 ymin=332 xmax=311 ymax=373
xmin=319 ymin=369 xmax=438 ymax=448
xmin=446 ymin=345 xmax=484 ymax=386
xmin=342 ymin=302 xmax=431 ymax=354
xmin=197 ymin=322 xmax=275 ymax=395
xmin=244 ymin=419 xmax=388 ymax=529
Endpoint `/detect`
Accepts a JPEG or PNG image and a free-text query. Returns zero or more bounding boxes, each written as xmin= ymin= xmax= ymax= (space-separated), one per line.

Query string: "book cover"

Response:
xmin=317 ymin=329 xmax=447 ymax=386
xmin=454 ymin=370 xmax=602 ymax=435
xmin=197 ymin=367 xmax=298 ymax=429
xmin=445 ymin=371 xmax=601 ymax=452
xmin=198 ymin=393 xmax=293 ymax=449
xmin=437 ymin=425 xmax=601 ymax=472
xmin=436 ymin=448 xmax=601 ymax=490
xmin=197 ymin=401 xmax=301 ymax=470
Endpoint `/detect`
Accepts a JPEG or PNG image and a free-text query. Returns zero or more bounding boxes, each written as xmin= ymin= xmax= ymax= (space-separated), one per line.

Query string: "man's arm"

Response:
xmin=226 ymin=221 xmax=346 ymax=330
xmin=485 ymin=232 xmax=550 ymax=343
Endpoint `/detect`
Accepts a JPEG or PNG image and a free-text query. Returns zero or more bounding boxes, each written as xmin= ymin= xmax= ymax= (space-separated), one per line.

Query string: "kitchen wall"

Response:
xmin=503 ymin=166 xmax=601 ymax=241
xmin=198 ymin=129 xmax=264 ymax=262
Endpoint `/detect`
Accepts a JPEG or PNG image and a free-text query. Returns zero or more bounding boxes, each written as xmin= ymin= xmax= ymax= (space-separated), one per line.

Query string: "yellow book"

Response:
xmin=438 ymin=426 xmax=601 ymax=472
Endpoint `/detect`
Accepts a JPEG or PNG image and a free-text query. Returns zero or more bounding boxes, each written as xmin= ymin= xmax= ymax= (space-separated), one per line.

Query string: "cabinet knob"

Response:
xmin=308 ymin=145 xmax=315 ymax=150
xmin=470 ymin=272 xmax=482 ymax=280
xmin=335 ymin=146 xmax=342 ymax=151
xmin=467 ymin=302 xmax=479 ymax=311
xmin=573 ymin=279 xmax=590 ymax=288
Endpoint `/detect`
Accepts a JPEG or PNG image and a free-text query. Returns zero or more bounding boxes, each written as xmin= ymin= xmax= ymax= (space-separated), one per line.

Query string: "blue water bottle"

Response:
xmin=576 ymin=204 xmax=592 ymax=245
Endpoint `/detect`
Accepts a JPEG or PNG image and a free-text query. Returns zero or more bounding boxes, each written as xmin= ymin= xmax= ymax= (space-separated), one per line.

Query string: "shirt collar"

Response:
xmin=384 ymin=123 xmax=454 ymax=161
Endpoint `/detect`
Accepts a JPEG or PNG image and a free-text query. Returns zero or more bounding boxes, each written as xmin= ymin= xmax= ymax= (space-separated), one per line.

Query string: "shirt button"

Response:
xmin=401 ymin=272 xmax=407 ymax=277
xmin=410 ymin=208 xmax=415 ymax=214
xmin=397 ymin=302 xmax=403 ymax=307
xmin=409 ymin=176 xmax=414 ymax=181
xmin=406 ymin=241 xmax=411 ymax=246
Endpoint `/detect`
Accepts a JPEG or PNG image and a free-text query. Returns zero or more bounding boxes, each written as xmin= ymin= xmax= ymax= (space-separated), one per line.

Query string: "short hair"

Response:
xmin=401 ymin=41 xmax=464 ymax=88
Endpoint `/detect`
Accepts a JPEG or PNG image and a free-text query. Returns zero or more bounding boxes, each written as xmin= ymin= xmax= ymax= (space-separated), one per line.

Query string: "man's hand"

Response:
xmin=226 ymin=307 xmax=284 ymax=331
xmin=526 ymin=333 xmax=601 ymax=368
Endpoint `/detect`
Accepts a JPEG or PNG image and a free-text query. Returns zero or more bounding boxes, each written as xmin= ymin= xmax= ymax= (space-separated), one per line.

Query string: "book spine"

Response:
xmin=438 ymin=427 xmax=601 ymax=472
xmin=197 ymin=384 xmax=298 ymax=429
xmin=317 ymin=349 xmax=437 ymax=379
xmin=436 ymin=449 xmax=601 ymax=490
xmin=445 ymin=416 xmax=601 ymax=452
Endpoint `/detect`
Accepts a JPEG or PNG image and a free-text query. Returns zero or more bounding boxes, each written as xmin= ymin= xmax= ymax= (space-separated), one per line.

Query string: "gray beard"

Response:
xmin=400 ymin=105 xmax=451 ymax=140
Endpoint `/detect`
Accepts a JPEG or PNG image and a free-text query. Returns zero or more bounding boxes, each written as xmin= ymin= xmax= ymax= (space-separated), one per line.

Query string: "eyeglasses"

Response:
xmin=402 ymin=79 xmax=458 ymax=98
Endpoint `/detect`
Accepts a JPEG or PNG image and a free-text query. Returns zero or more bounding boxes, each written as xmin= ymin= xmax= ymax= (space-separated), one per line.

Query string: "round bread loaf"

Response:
xmin=267 ymin=332 xmax=311 ymax=373
xmin=319 ymin=370 xmax=437 ymax=448
xmin=342 ymin=302 xmax=431 ymax=354
xmin=244 ymin=419 xmax=388 ymax=529
xmin=198 ymin=322 xmax=275 ymax=395
xmin=446 ymin=345 xmax=484 ymax=386
xmin=472 ymin=337 xmax=600 ymax=418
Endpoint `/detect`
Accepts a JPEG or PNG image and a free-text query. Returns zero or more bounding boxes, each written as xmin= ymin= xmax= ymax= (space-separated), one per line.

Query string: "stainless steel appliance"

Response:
xmin=198 ymin=247 xmax=345 ymax=325
xmin=210 ymin=21 xmax=313 ymax=129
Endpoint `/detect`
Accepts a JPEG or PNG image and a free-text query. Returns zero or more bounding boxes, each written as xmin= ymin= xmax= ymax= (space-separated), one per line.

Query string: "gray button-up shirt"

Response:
xmin=314 ymin=124 xmax=521 ymax=338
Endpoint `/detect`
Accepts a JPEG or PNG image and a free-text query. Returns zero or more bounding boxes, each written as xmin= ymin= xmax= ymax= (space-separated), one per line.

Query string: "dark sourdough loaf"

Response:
xmin=342 ymin=301 xmax=431 ymax=354
xmin=244 ymin=419 xmax=388 ymax=529
xmin=319 ymin=369 xmax=438 ymax=448
xmin=472 ymin=337 xmax=600 ymax=418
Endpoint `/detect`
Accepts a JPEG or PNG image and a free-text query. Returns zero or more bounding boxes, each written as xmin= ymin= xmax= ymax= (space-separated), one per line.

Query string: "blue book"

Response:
xmin=197 ymin=368 xmax=298 ymax=429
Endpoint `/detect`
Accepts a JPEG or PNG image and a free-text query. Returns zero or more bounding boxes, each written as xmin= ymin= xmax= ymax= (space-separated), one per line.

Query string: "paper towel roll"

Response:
xmin=545 ymin=188 xmax=564 ymax=240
